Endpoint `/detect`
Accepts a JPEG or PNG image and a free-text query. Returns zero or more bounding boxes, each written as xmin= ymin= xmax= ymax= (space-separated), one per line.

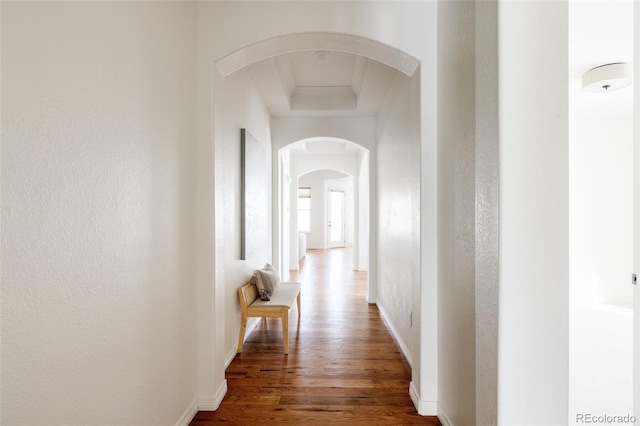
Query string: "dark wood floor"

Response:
xmin=191 ymin=248 xmax=440 ymax=424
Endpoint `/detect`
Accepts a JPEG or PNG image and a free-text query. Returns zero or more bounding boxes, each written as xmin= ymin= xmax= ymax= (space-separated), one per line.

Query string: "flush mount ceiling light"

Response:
xmin=582 ymin=63 xmax=632 ymax=93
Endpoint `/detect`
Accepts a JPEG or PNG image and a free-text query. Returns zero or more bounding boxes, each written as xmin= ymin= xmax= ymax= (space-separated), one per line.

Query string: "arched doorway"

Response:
xmin=201 ymin=26 xmax=436 ymax=416
xmin=214 ymin=32 xmax=419 ymax=78
xmin=278 ymin=137 xmax=371 ymax=299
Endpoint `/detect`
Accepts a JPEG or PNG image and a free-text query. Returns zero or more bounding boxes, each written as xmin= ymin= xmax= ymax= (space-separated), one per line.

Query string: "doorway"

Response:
xmin=327 ymin=189 xmax=346 ymax=249
xmin=568 ymin=1 xmax=636 ymax=422
xmin=210 ymin=28 xmax=432 ymax=416
xmin=278 ymin=139 xmax=369 ymax=280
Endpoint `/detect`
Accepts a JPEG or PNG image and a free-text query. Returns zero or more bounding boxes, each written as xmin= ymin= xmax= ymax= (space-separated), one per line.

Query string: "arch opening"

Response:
xmin=277 ymin=137 xmax=370 ymax=300
xmin=215 ymin=32 xmax=420 ymax=77
xmin=205 ymin=26 xmax=432 ymax=417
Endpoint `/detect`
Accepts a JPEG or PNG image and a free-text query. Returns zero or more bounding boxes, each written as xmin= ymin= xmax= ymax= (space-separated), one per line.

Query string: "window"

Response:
xmin=298 ymin=187 xmax=311 ymax=232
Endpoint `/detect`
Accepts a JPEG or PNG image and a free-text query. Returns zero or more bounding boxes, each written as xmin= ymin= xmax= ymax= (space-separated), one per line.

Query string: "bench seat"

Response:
xmin=237 ymin=281 xmax=301 ymax=354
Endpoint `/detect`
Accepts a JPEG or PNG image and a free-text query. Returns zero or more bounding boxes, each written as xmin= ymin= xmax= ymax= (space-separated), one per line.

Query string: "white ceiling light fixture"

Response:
xmin=582 ymin=63 xmax=632 ymax=93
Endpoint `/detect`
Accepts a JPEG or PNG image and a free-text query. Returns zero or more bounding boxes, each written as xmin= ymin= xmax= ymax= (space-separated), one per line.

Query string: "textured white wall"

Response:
xmin=498 ymin=2 xmax=570 ymax=424
xmin=436 ymin=1 xmax=477 ymax=425
xmin=376 ymin=71 xmax=420 ymax=367
xmin=212 ymin=70 xmax=272 ymax=366
xmin=1 ymin=2 xmax=199 ymax=425
xmin=475 ymin=1 xmax=500 ymax=424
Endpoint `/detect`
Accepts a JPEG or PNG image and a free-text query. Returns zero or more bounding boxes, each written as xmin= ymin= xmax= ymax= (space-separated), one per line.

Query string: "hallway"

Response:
xmin=191 ymin=248 xmax=440 ymax=424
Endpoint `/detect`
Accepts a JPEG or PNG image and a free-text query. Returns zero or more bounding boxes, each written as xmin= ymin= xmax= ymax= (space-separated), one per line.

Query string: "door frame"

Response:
xmin=327 ymin=187 xmax=346 ymax=249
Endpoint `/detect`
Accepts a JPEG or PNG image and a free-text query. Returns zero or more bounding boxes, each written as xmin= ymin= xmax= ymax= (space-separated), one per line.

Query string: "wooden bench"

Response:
xmin=237 ymin=281 xmax=301 ymax=354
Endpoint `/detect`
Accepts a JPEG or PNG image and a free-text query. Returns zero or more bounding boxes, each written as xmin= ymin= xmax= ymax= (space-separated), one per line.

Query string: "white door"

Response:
xmin=328 ymin=189 xmax=345 ymax=248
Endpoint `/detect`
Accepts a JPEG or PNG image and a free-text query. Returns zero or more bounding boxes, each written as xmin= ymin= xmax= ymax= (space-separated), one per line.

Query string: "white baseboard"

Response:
xmin=199 ymin=380 xmax=228 ymax=411
xmin=176 ymin=398 xmax=199 ymax=426
xmin=409 ymin=381 xmax=437 ymax=416
xmin=376 ymin=303 xmax=413 ymax=367
xmin=437 ymin=402 xmax=454 ymax=426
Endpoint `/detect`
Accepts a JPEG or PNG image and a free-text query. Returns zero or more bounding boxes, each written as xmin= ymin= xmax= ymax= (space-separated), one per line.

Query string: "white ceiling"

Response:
xmin=569 ymin=0 xmax=634 ymax=117
xmin=245 ymin=49 xmax=398 ymax=117
xmin=289 ymin=50 xmax=356 ymax=87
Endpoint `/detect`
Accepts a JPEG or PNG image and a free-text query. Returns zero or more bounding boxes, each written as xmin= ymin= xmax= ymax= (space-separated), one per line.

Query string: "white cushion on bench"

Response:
xmin=249 ymin=282 xmax=301 ymax=308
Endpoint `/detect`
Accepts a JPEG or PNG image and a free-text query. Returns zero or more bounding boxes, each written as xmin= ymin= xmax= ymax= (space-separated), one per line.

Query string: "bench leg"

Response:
xmin=296 ymin=292 xmax=301 ymax=317
xmin=237 ymin=315 xmax=247 ymax=353
xmin=282 ymin=308 xmax=289 ymax=354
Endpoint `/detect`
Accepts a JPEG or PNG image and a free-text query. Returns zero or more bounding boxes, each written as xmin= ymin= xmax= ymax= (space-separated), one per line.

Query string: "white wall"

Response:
xmin=1 ymin=2 xmax=199 ymax=425
xmin=376 ymin=71 xmax=420 ymax=367
xmin=272 ymin=117 xmax=376 ymax=152
xmin=569 ymin=0 xmax=634 ymax=307
xmin=475 ymin=1 xmax=500 ymax=424
xmin=196 ymin=5 xmax=273 ymax=408
xmin=498 ymin=2 xmax=570 ymax=424
xmin=436 ymin=1 xmax=477 ymax=424
xmin=279 ymin=150 xmax=291 ymax=279
xmin=570 ymin=113 xmax=633 ymax=305
xmin=357 ymin=152 xmax=370 ymax=271
xmin=213 ymin=70 xmax=272 ymax=364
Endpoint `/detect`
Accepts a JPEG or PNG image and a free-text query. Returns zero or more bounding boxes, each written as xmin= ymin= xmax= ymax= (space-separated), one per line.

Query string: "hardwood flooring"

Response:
xmin=190 ymin=248 xmax=440 ymax=425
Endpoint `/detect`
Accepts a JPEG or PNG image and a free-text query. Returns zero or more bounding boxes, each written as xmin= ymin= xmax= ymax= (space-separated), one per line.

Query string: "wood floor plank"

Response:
xmin=190 ymin=248 xmax=440 ymax=425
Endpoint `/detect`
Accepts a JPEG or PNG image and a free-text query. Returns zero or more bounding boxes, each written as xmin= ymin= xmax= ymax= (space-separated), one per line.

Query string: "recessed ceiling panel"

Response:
xmin=289 ymin=50 xmax=356 ymax=87
xmin=245 ymin=50 xmax=400 ymax=117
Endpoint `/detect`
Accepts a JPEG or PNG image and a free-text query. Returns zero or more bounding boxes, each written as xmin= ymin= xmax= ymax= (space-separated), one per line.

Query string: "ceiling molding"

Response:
xmin=293 ymin=86 xmax=355 ymax=96
xmin=273 ymin=55 xmax=297 ymax=95
xmin=351 ymin=56 xmax=369 ymax=98
xmin=244 ymin=59 xmax=293 ymax=112
xmin=215 ymin=32 xmax=420 ymax=77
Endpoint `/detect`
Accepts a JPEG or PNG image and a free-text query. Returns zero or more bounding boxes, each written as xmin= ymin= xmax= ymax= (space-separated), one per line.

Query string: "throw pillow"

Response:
xmin=257 ymin=264 xmax=280 ymax=296
xmin=251 ymin=272 xmax=271 ymax=301
xmin=263 ymin=263 xmax=281 ymax=281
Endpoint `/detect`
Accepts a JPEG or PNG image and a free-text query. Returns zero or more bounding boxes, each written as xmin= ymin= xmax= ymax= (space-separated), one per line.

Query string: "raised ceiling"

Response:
xmin=245 ymin=49 xmax=398 ymax=117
